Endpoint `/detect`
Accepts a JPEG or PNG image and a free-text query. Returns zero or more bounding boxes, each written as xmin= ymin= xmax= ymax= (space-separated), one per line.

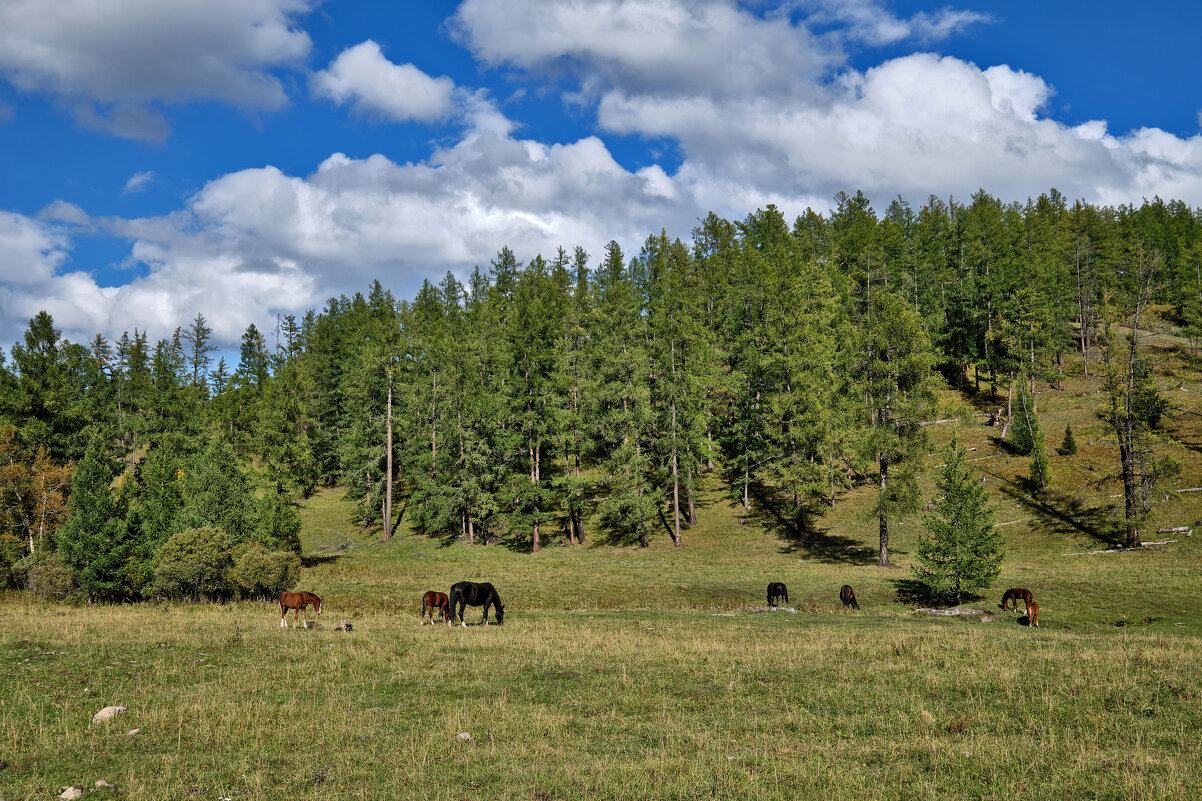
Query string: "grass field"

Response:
xmin=4 ymin=319 xmax=1202 ymax=800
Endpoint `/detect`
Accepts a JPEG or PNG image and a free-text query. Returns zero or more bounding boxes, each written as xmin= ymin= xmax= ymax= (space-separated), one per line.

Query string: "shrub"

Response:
xmin=0 ymin=533 xmax=27 ymax=589
xmin=19 ymin=549 xmax=76 ymax=600
xmin=229 ymin=544 xmax=301 ymax=601
xmin=152 ymin=527 xmax=237 ymax=601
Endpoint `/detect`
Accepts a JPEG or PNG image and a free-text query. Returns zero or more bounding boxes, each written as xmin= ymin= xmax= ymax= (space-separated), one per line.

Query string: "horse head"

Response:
xmin=495 ymin=603 xmax=504 ymax=625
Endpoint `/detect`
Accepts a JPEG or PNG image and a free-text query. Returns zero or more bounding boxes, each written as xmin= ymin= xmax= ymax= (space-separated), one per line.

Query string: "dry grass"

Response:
xmin=4 ymin=319 xmax=1202 ymax=799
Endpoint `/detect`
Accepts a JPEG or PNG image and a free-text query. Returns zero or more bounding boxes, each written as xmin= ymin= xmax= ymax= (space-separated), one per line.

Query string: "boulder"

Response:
xmin=60 ymin=788 xmax=83 ymax=800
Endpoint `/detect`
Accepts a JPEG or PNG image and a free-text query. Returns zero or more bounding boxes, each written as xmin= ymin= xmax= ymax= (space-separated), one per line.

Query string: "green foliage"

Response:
xmin=0 ymin=532 xmax=27 ymax=589
xmin=913 ymin=445 xmax=1004 ymax=604
xmin=228 ymin=543 xmax=301 ymax=600
xmin=54 ymin=436 xmax=133 ymax=601
xmin=176 ymin=438 xmax=256 ymax=543
xmin=17 ymin=548 xmax=76 ymax=600
xmin=1060 ymin=423 xmax=1078 ymax=455
xmin=1030 ymin=424 xmax=1051 ymax=492
xmin=151 ymin=527 xmax=237 ymax=601
xmin=255 ymin=490 xmax=302 ymax=553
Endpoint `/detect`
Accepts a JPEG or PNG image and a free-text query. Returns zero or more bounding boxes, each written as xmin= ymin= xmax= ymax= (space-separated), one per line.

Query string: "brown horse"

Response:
xmin=422 ymin=590 xmax=450 ymax=625
xmin=840 ymin=584 xmax=859 ymax=610
xmin=1000 ymin=588 xmax=1033 ymax=614
xmin=280 ymin=591 xmax=322 ymax=628
xmin=1026 ymin=600 xmax=1040 ymax=628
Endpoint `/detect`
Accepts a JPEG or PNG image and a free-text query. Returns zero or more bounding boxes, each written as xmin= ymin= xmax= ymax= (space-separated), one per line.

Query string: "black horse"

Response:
xmin=449 ymin=581 xmax=505 ymax=626
xmin=839 ymin=584 xmax=859 ymax=609
xmin=767 ymin=582 xmax=788 ymax=607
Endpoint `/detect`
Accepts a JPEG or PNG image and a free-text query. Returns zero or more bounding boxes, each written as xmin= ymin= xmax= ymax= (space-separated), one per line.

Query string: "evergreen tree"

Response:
xmin=913 ymin=443 xmax=1003 ymax=604
xmin=1060 ymin=423 xmax=1077 ymax=455
xmin=55 ymin=436 xmax=131 ymax=601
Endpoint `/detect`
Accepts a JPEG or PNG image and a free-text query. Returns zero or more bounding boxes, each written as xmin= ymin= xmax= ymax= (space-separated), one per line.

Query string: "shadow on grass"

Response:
xmin=891 ymin=577 xmax=988 ymax=608
xmin=300 ymin=553 xmax=342 ymax=568
xmin=991 ymin=476 xmax=1123 ymax=548
xmin=734 ymin=484 xmax=878 ymax=565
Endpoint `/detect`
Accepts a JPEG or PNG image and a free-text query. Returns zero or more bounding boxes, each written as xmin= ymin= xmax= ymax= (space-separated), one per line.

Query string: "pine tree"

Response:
xmin=913 ymin=444 xmax=1004 ymax=604
xmin=1060 ymin=423 xmax=1077 ymax=455
xmin=55 ymin=436 xmax=131 ymax=601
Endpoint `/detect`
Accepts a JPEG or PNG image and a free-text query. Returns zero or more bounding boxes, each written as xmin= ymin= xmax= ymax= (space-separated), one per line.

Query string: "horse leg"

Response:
xmin=281 ymin=608 xmax=287 ymax=628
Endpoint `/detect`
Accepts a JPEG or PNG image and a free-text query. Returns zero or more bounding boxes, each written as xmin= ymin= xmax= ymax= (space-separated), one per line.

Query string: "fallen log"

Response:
xmin=1157 ymin=526 xmax=1191 ymax=534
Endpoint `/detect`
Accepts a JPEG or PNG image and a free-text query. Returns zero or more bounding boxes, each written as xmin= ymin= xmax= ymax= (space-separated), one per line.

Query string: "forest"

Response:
xmin=1 ymin=187 xmax=1197 ymax=603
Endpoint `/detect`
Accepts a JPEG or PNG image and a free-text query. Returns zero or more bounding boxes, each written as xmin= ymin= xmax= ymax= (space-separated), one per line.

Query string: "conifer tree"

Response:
xmin=1060 ymin=423 xmax=1077 ymax=455
xmin=55 ymin=436 xmax=131 ymax=600
xmin=913 ymin=443 xmax=1003 ymax=604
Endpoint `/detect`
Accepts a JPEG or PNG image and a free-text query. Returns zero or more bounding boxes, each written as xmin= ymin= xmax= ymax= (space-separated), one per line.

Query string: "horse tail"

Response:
xmin=783 ymin=586 xmax=788 ymax=604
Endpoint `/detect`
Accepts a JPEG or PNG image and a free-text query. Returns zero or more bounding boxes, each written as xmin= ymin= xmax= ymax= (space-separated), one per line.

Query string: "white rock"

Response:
xmin=91 ymin=705 xmax=126 ymax=725
xmin=95 ymin=779 xmax=114 ymax=787
xmin=455 ymin=732 xmax=472 ymax=741
xmin=126 ymin=728 xmax=140 ymax=736
xmin=60 ymin=788 xmax=83 ymax=800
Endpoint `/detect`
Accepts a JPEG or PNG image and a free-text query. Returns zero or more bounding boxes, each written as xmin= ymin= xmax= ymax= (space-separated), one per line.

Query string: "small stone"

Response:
xmin=60 ymin=788 xmax=84 ymax=800
xmin=126 ymin=728 xmax=140 ymax=736
xmin=91 ymin=705 xmax=126 ymax=725
xmin=455 ymin=732 xmax=472 ymax=741
xmin=95 ymin=779 xmax=114 ymax=787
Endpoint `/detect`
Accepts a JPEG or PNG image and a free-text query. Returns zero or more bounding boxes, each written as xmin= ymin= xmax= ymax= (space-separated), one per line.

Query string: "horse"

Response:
xmin=840 ymin=584 xmax=859 ymax=609
xmin=999 ymin=588 xmax=1033 ymax=614
xmin=448 ymin=581 xmax=504 ymax=626
xmin=1026 ymin=600 xmax=1040 ymax=628
xmin=767 ymin=582 xmax=788 ymax=607
xmin=279 ymin=591 xmax=322 ymax=628
xmin=422 ymin=590 xmax=450 ymax=626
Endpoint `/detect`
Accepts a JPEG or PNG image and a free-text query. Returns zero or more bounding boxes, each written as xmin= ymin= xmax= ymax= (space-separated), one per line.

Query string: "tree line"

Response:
xmin=0 ymin=189 xmax=1190 ymax=600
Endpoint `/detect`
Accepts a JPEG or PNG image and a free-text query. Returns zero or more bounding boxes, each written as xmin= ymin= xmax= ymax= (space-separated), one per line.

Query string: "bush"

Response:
xmin=0 ymin=533 xmax=27 ymax=589
xmin=229 ymin=544 xmax=301 ymax=601
xmin=152 ymin=527 xmax=237 ymax=601
xmin=19 ymin=549 xmax=76 ymax=600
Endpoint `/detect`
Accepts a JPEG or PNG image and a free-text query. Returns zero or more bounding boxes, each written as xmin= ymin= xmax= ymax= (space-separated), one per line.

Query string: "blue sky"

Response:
xmin=2 ymin=0 xmax=1201 ymax=348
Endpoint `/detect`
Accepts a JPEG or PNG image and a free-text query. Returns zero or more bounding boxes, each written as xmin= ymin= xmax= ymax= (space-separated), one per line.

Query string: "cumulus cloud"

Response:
xmin=0 ymin=0 xmax=313 ymax=141
xmin=123 ymin=171 xmax=157 ymax=195
xmin=311 ymin=40 xmax=457 ymax=122
xmin=1 ymin=111 xmax=696 ymax=347
xmin=455 ymin=0 xmax=1202 ymax=209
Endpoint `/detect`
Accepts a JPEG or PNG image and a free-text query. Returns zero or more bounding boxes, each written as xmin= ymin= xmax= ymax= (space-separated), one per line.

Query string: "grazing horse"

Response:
xmin=422 ymin=590 xmax=450 ymax=626
xmin=840 ymin=584 xmax=859 ymax=610
xmin=767 ymin=582 xmax=788 ymax=607
xmin=1026 ymin=600 xmax=1040 ymax=628
xmin=280 ymin=591 xmax=322 ymax=628
xmin=448 ymin=581 xmax=504 ymax=626
xmin=999 ymin=588 xmax=1033 ymax=614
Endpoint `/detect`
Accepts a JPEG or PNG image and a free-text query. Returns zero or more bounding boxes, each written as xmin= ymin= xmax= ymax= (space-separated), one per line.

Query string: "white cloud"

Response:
xmin=311 ymin=40 xmax=456 ymax=122
xmin=455 ymin=1 xmax=1202 ymax=209
xmin=0 ymin=112 xmax=698 ymax=347
xmin=0 ymin=0 xmax=313 ymax=141
xmin=123 ymin=171 xmax=157 ymax=195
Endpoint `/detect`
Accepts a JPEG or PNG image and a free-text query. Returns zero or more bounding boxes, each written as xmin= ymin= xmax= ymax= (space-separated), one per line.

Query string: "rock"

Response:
xmin=91 ymin=705 xmax=126 ymax=725
xmin=60 ymin=788 xmax=84 ymax=799
xmin=334 ymin=620 xmax=353 ymax=631
xmin=304 ymin=620 xmax=319 ymax=629
xmin=915 ymin=607 xmax=994 ymax=622
xmin=455 ymin=732 xmax=472 ymax=741
xmin=95 ymin=779 xmax=114 ymax=788
xmin=126 ymin=728 xmax=140 ymax=736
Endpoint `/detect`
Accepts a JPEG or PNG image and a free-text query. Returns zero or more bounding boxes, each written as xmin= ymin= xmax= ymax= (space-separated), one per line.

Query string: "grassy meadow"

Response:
xmin=5 ymin=314 xmax=1202 ymax=800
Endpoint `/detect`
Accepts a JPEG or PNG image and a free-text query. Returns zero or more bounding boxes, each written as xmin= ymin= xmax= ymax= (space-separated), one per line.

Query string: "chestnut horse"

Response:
xmin=1026 ymin=600 xmax=1040 ymax=628
xmin=448 ymin=581 xmax=504 ymax=626
xmin=840 ymin=584 xmax=859 ymax=610
xmin=1000 ymin=588 xmax=1033 ymax=614
xmin=280 ymin=591 xmax=322 ymax=628
xmin=767 ymin=582 xmax=788 ymax=607
xmin=422 ymin=590 xmax=450 ymax=625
